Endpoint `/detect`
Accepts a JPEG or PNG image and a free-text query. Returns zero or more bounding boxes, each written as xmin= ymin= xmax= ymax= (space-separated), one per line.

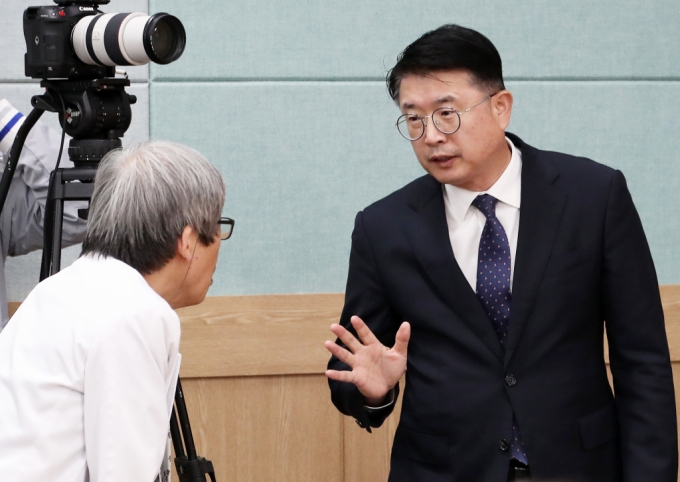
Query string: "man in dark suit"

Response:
xmin=325 ymin=24 xmax=678 ymax=481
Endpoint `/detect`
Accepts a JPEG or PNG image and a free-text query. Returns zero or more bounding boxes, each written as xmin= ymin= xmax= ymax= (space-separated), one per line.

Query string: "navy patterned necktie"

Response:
xmin=471 ymin=194 xmax=528 ymax=465
xmin=472 ymin=194 xmax=512 ymax=343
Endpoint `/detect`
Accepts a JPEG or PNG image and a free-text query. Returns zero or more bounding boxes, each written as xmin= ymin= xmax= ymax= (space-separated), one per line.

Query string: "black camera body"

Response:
xmin=24 ymin=2 xmax=114 ymax=80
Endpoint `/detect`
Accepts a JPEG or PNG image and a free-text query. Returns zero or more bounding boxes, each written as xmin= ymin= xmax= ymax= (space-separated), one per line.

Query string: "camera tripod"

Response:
xmin=0 ymin=80 xmax=216 ymax=482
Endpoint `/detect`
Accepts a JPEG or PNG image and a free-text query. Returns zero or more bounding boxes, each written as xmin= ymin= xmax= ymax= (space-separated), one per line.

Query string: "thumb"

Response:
xmin=393 ymin=321 xmax=410 ymax=356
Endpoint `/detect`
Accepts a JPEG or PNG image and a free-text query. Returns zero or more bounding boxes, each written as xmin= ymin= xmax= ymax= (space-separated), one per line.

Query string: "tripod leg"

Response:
xmin=170 ymin=405 xmax=186 ymax=459
xmin=39 ymin=167 xmax=94 ymax=280
xmin=175 ymin=378 xmax=198 ymax=460
xmin=40 ymin=170 xmax=57 ymax=281
xmin=50 ymin=196 xmax=64 ymax=274
xmin=171 ymin=378 xmax=216 ymax=482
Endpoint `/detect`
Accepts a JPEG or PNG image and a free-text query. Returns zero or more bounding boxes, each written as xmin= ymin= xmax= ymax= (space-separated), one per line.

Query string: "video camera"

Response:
xmin=18 ymin=0 xmax=186 ymax=165
xmin=1 ymin=0 xmax=185 ymax=268
xmin=24 ymin=0 xmax=185 ymax=80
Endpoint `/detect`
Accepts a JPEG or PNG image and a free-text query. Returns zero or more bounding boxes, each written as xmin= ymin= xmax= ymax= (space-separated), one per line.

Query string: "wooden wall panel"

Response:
xmin=662 ymin=285 xmax=680 ymax=361
xmin=9 ymin=285 xmax=680 ymax=482
xmin=170 ymin=287 xmax=680 ymax=482
xmin=174 ymin=294 xmax=343 ymax=378
xmin=169 ymin=362 xmax=680 ymax=482
xmin=172 ymin=374 xmax=344 ymax=482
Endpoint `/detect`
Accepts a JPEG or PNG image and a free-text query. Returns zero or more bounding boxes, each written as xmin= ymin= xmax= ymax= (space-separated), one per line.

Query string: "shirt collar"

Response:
xmin=443 ymin=136 xmax=522 ymax=222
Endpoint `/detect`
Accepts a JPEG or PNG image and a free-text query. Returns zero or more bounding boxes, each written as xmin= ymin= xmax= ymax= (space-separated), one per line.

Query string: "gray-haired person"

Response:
xmin=0 ymin=141 xmax=232 ymax=482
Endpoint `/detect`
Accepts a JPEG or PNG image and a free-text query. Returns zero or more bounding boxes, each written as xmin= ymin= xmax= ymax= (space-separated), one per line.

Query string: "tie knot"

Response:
xmin=471 ymin=194 xmax=498 ymax=219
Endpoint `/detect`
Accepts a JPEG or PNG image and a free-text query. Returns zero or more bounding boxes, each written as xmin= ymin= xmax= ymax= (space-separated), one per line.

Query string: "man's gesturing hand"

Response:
xmin=324 ymin=316 xmax=410 ymax=406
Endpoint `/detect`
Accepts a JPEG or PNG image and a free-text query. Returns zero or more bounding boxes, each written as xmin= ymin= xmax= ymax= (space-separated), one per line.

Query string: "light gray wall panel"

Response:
xmin=507 ymin=80 xmax=680 ymax=283
xmin=151 ymin=82 xmax=420 ymax=295
xmin=3 ymin=0 xmax=678 ymax=301
xmin=1 ymin=82 xmax=149 ymax=301
xmin=153 ymin=81 xmax=680 ymax=296
xmin=1 ymin=0 xmax=149 ymax=82
xmin=150 ymin=0 xmax=680 ymax=80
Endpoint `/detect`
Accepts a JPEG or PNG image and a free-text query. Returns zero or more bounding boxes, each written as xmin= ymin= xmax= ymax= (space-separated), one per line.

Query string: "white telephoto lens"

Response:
xmin=71 ymin=12 xmax=185 ymax=67
xmin=120 ymin=14 xmax=150 ymax=64
xmin=71 ymin=15 xmax=98 ymax=65
xmin=89 ymin=13 xmax=116 ymax=66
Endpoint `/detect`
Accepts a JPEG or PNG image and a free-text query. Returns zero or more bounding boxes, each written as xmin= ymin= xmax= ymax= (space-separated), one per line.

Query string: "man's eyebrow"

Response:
xmin=435 ymin=95 xmax=456 ymax=105
xmin=401 ymin=96 xmax=457 ymax=111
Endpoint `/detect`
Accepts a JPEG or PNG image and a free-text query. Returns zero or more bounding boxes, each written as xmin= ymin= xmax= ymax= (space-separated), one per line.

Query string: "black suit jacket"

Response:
xmin=328 ymin=134 xmax=678 ymax=482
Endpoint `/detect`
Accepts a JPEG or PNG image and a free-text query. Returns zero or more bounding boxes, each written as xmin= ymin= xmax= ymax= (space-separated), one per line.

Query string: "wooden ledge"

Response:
xmin=175 ymin=293 xmax=344 ymax=378
xmin=9 ymin=285 xmax=680 ymax=378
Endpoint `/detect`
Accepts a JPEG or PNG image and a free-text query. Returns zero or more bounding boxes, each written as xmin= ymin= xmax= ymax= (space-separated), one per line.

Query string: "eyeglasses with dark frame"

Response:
xmin=218 ymin=217 xmax=235 ymax=240
xmin=396 ymin=92 xmax=499 ymax=141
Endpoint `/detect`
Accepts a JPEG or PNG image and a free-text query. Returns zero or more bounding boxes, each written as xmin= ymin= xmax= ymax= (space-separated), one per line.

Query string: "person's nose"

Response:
xmin=422 ymin=117 xmax=446 ymax=145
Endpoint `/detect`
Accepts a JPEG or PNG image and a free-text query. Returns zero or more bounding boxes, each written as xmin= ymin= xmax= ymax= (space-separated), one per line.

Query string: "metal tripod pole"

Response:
xmin=170 ymin=379 xmax=216 ymax=482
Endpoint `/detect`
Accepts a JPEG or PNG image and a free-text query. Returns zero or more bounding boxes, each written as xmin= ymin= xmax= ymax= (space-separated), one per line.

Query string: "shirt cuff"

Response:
xmin=364 ymin=387 xmax=396 ymax=412
xmin=0 ymin=99 xmax=25 ymax=158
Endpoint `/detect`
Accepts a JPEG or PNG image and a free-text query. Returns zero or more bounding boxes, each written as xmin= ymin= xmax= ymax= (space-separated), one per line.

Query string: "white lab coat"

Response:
xmin=0 ymin=254 xmax=182 ymax=482
xmin=0 ymin=111 xmax=88 ymax=329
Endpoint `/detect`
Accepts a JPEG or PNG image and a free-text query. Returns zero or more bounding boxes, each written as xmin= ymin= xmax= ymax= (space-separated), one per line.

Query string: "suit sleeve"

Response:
xmin=603 ymin=170 xmax=678 ymax=481
xmin=328 ymin=210 xmax=401 ymax=430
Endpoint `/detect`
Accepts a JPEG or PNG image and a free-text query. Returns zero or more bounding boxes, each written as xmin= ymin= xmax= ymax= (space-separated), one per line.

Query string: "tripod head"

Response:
xmin=36 ymin=78 xmax=136 ymax=167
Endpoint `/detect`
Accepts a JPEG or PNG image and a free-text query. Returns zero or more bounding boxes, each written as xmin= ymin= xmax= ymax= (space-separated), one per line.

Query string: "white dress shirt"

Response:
xmin=0 ymin=254 xmax=181 ymax=482
xmin=443 ymin=137 xmax=522 ymax=291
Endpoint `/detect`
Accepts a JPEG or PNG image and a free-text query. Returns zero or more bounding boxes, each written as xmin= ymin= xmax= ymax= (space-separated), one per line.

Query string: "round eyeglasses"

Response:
xmin=396 ymin=93 xmax=497 ymax=141
xmin=218 ymin=217 xmax=235 ymax=241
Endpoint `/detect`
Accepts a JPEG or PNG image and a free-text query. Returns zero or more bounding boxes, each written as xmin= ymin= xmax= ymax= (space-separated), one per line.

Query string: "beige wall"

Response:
xmin=168 ymin=287 xmax=680 ymax=482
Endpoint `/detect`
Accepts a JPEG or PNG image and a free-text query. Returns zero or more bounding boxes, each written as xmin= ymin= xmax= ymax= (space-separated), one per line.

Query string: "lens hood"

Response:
xmin=143 ymin=13 xmax=186 ymax=65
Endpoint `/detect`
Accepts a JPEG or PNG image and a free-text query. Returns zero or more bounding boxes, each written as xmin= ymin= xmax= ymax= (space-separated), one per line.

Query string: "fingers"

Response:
xmin=393 ymin=321 xmax=411 ymax=357
xmin=325 ymin=369 xmax=355 ymax=383
xmin=350 ymin=316 xmax=380 ymax=346
xmin=330 ymin=317 xmax=408 ymax=356
xmin=330 ymin=322 xmax=364 ymax=353
xmin=323 ymin=340 xmax=355 ymax=366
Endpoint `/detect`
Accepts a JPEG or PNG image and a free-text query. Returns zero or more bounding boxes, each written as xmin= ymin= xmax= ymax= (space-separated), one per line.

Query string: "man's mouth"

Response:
xmin=430 ymin=154 xmax=456 ymax=165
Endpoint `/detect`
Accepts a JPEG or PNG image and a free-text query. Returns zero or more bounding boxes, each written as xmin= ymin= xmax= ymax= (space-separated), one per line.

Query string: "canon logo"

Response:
xmin=78 ymin=6 xmax=95 ymax=11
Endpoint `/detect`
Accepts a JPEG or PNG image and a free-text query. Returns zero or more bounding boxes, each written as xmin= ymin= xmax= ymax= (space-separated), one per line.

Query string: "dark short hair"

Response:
xmin=387 ymin=24 xmax=505 ymax=103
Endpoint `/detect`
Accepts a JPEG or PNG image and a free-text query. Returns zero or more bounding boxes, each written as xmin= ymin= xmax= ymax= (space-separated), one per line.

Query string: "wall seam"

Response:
xmin=148 ymin=77 xmax=680 ymax=84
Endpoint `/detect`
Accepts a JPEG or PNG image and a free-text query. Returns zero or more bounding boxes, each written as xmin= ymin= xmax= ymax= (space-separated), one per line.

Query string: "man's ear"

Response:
xmin=492 ymin=90 xmax=513 ymax=131
xmin=176 ymin=226 xmax=196 ymax=262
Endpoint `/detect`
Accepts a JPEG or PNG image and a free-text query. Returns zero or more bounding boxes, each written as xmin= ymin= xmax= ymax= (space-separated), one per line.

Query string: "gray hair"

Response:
xmin=81 ymin=140 xmax=226 ymax=274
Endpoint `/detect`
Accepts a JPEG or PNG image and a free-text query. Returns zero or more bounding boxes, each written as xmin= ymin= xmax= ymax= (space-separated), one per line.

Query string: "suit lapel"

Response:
xmin=504 ymin=136 xmax=567 ymax=364
xmin=403 ymin=176 xmax=504 ymax=363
